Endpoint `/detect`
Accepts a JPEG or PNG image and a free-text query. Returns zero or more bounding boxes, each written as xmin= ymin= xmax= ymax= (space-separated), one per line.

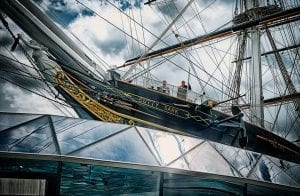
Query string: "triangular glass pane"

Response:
xmin=0 ymin=113 xmax=41 ymax=132
xmin=211 ymin=142 xmax=260 ymax=177
xmin=73 ymin=127 xmax=159 ymax=166
xmin=169 ymin=142 xmax=240 ymax=177
xmin=137 ymin=127 xmax=203 ymax=166
xmin=0 ymin=116 xmax=56 ymax=154
xmin=266 ymin=156 xmax=300 ymax=184
xmin=51 ymin=116 xmax=130 ymax=154
xmin=249 ymin=156 xmax=298 ymax=187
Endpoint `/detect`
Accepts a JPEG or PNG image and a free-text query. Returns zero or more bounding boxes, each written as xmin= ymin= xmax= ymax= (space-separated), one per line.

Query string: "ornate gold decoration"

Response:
xmin=55 ymin=71 xmax=122 ymax=123
xmin=128 ymin=120 xmax=135 ymax=126
xmin=54 ymin=71 xmax=190 ymax=136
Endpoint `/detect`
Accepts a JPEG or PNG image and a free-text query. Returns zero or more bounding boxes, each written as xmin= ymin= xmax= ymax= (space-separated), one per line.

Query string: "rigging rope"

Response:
xmin=37 ymin=2 xmax=111 ymax=70
xmin=0 ymin=76 xmax=73 ymax=109
xmin=1 ymin=49 xmax=73 ymax=117
xmin=74 ymin=0 xmax=238 ymax=98
xmin=169 ymin=0 xmax=235 ymax=97
xmin=0 ymin=13 xmax=60 ymax=99
xmin=0 ymin=55 xmax=75 ymax=117
xmin=105 ymin=0 xmax=235 ymax=90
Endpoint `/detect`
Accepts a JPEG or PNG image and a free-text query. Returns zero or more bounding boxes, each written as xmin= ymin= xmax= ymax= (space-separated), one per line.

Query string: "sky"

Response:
xmin=0 ymin=0 xmax=235 ymax=115
xmin=0 ymin=0 xmax=299 ymax=141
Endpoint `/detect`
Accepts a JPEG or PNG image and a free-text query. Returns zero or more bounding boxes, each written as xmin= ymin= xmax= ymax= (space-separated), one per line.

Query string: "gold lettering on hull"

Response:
xmin=54 ymin=71 xmax=195 ymax=135
xmin=54 ymin=71 xmax=207 ymax=132
xmin=164 ymin=105 xmax=179 ymax=115
xmin=137 ymin=97 xmax=184 ymax=116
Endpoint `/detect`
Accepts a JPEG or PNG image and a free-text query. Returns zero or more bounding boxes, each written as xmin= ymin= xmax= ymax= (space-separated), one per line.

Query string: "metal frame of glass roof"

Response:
xmin=0 ymin=112 xmax=299 ymax=195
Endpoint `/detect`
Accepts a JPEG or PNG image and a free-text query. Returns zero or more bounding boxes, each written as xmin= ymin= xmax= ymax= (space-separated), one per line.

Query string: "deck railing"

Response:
xmin=123 ymin=73 xmax=280 ymax=135
xmin=132 ymin=76 xmax=207 ymax=105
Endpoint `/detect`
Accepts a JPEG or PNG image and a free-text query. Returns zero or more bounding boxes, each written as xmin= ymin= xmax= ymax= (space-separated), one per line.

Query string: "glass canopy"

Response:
xmin=0 ymin=112 xmax=299 ymax=195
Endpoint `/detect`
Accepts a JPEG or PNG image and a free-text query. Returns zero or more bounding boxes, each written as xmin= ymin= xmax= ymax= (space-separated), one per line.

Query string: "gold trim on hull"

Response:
xmin=55 ymin=71 xmax=123 ymax=123
xmin=55 ymin=71 xmax=187 ymax=135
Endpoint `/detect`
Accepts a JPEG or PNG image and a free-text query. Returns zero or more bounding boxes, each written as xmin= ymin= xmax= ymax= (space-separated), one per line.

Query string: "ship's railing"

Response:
xmin=235 ymin=0 xmax=299 ymax=14
xmin=131 ymin=76 xmax=207 ymax=105
xmin=125 ymin=74 xmax=283 ymax=135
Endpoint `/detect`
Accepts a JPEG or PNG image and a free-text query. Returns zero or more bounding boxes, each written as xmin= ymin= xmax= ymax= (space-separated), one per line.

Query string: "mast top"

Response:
xmin=233 ymin=4 xmax=282 ymax=25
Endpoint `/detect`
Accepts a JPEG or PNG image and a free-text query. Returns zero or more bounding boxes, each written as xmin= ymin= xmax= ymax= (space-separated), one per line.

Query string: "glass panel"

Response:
xmin=247 ymin=184 xmax=300 ymax=196
xmin=60 ymin=162 xmax=160 ymax=195
xmin=0 ymin=116 xmax=56 ymax=154
xmin=211 ymin=142 xmax=260 ymax=177
xmin=52 ymin=116 xmax=130 ymax=154
xmin=163 ymin=173 xmax=244 ymax=196
xmin=169 ymin=142 xmax=240 ymax=177
xmin=266 ymin=156 xmax=300 ymax=184
xmin=51 ymin=116 xmax=90 ymax=133
xmin=249 ymin=156 xmax=298 ymax=187
xmin=73 ymin=127 xmax=159 ymax=166
xmin=137 ymin=127 xmax=203 ymax=166
xmin=0 ymin=113 xmax=41 ymax=132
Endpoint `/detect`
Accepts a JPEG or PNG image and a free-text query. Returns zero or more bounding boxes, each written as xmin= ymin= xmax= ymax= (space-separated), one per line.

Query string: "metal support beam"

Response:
xmin=48 ymin=116 xmax=61 ymax=155
xmin=250 ymin=27 xmax=264 ymax=127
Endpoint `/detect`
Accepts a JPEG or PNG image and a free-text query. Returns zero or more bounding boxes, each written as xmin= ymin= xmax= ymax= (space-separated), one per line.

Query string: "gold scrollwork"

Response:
xmin=54 ymin=71 xmax=187 ymax=134
xmin=55 ymin=71 xmax=123 ymax=123
xmin=128 ymin=120 xmax=135 ymax=126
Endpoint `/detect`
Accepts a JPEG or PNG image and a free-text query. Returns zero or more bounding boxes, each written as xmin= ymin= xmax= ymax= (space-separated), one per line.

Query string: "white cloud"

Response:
xmin=0 ymin=81 xmax=76 ymax=116
xmin=1 ymin=0 xmax=298 ymax=140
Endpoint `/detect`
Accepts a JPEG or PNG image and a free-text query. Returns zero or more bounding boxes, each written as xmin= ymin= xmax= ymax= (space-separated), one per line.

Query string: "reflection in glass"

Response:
xmin=0 ymin=113 xmax=42 ymax=132
xmin=169 ymin=142 xmax=240 ymax=177
xmin=163 ymin=173 xmax=244 ymax=196
xmin=0 ymin=116 xmax=56 ymax=154
xmin=0 ymin=113 xmax=299 ymax=190
xmin=137 ymin=127 xmax=202 ymax=166
xmin=60 ymin=162 xmax=160 ymax=195
xmin=72 ymin=127 xmax=159 ymax=166
xmin=249 ymin=156 xmax=298 ymax=187
xmin=267 ymin=156 xmax=300 ymax=184
xmin=52 ymin=116 xmax=129 ymax=154
xmin=247 ymin=184 xmax=299 ymax=196
xmin=211 ymin=142 xmax=260 ymax=177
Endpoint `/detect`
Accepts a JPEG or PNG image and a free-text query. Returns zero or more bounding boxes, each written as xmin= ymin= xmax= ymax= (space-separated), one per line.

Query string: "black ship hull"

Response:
xmin=57 ymin=72 xmax=300 ymax=164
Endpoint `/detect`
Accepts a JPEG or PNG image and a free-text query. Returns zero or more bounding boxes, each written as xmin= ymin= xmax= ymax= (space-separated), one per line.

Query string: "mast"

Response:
xmin=232 ymin=0 xmax=300 ymax=127
xmin=121 ymin=0 xmax=195 ymax=80
xmin=233 ymin=0 xmax=265 ymax=127
xmin=250 ymin=25 xmax=264 ymax=126
xmin=121 ymin=6 xmax=300 ymax=67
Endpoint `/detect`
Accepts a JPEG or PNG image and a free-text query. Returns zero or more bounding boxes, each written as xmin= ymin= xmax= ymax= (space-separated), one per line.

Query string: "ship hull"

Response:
xmin=57 ymin=73 xmax=300 ymax=164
